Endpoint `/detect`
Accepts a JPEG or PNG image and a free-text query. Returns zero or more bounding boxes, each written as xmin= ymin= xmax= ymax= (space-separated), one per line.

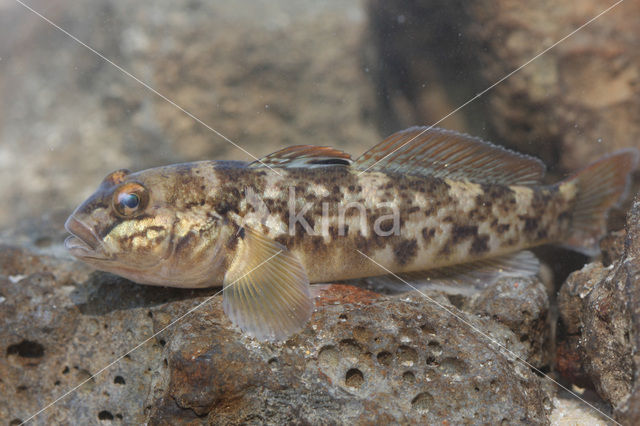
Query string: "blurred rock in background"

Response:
xmin=0 ymin=0 xmax=379 ymax=236
xmin=366 ymin=0 xmax=640 ymax=173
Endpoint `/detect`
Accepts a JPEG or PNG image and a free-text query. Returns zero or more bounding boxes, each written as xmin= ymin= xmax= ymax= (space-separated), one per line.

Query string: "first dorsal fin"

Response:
xmin=352 ymin=127 xmax=546 ymax=186
xmin=249 ymin=145 xmax=352 ymax=169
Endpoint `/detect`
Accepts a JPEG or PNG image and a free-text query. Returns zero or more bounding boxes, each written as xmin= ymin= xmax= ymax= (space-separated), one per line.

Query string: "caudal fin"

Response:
xmin=563 ymin=149 xmax=639 ymax=255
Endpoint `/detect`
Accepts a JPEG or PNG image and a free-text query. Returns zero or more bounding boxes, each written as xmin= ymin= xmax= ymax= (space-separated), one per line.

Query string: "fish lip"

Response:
xmin=64 ymin=216 xmax=105 ymax=259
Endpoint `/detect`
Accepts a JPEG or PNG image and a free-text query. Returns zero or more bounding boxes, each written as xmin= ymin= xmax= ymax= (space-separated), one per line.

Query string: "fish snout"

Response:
xmin=64 ymin=215 xmax=103 ymax=257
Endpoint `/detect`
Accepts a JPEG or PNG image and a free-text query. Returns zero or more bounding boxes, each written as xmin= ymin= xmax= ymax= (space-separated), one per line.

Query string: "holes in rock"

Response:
xmin=9 ymin=419 xmax=23 ymax=425
xmin=440 ymin=357 xmax=468 ymax=374
xmin=402 ymin=371 xmax=416 ymax=384
xmin=116 ymin=414 xmax=123 ymax=420
xmin=318 ymin=345 xmax=340 ymax=368
xmin=338 ymin=313 xmax=348 ymax=320
xmin=268 ymin=357 xmax=279 ymax=366
xmin=159 ymin=339 xmax=166 ymax=347
xmin=98 ymin=410 xmax=114 ymax=420
xmin=339 ymin=339 xmax=362 ymax=358
xmin=163 ymin=358 xmax=168 ymax=367
xmin=377 ymin=351 xmax=392 ymax=366
xmin=114 ymin=376 xmax=125 ymax=385
xmin=427 ymin=340 xmax=442 ymax=356
xmin=54 ymin=380 xmax=61 ymax=386
xmin=411 ymin=391 xmax=434 ymax=412
xmin=147 ymin=311 xmax=153 ymax=318
xmin=345 ymin=368 xmax=364 ymax=388
xmin=353 ymin=326 xmax=372 ymax=342
xmin=6 ymin=340 xmax=45 ymax=358
xmin=420 ymin=322 xmax=436 ymax=334
xmin=397 ymin=345 xmax=418 ymax=365
xmin=426 ymin=356 xmax=437 ymax=366
xmin=62 ymin=366 xmax=70 ymax=374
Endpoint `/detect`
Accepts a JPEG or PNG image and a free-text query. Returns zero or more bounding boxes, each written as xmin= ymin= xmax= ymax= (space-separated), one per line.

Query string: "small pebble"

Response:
xmin=9 ymin=274 xmax=27 ymax=284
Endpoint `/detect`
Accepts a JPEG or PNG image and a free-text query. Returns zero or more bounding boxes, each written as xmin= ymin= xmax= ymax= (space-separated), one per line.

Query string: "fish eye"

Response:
xmin=120 ymin=193 xmax=139 ymax=208
xmin=113 ymin=182 xmax=148 ymax=217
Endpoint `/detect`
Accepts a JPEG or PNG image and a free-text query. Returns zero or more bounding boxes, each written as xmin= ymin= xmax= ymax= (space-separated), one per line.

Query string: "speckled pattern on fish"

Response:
xmin=64 ymin=127 xmax=638 ymax=340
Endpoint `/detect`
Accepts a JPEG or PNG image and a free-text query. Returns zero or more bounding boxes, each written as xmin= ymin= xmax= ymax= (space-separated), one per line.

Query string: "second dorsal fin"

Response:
xmin=249 ymin=145 xmax=352 ymax=169
xmin=352 ymin=127 xmax=546 ymax=186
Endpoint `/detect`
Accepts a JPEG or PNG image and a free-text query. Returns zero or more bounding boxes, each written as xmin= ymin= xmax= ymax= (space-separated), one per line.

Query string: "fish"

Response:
xmin=65 ymin=127 xmax=639 ymax=340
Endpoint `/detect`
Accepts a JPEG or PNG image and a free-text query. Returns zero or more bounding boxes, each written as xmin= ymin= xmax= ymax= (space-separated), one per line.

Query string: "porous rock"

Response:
xmin=615 ymin=197 xmax=640 ymax=425
xmin=1 ymin=244 xmax=552 ymax=424
xmin=468 ymin=277 xmax=550 ymax=369
xmin=557 ymin=261 xmax=632 ymax=405
xmin=0 ymin=244 xmax=190 ymax=424
xmin=556 ymin=195 xmax=640 ymax=424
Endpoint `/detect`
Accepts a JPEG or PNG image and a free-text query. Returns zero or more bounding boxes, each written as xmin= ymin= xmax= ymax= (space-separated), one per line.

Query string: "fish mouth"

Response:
xmin=64 ymin=216 xmax=106 ymax=260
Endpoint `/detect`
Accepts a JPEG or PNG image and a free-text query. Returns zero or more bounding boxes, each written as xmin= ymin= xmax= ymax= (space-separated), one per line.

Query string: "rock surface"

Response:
xmin=557 ymin=261 xmax=632 ymax=405
xmin=468 ymin=277 xmax=550 ymax=369
xmin=557 ymin=195 xmax=640 ymax=424
xmin=1 ymin=245 xmax=553 ymax=424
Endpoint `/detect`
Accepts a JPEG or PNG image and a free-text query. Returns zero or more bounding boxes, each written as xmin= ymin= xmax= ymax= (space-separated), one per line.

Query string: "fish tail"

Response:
xmin=562 ymin=149 xmax=639 ymax=255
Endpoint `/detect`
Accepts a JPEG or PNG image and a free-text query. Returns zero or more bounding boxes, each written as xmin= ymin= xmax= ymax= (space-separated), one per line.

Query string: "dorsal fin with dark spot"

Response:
xmin=249 ymin=145 xmax=352 ymax=169
xmin=352 ymin=127 xmax=545 ymax=186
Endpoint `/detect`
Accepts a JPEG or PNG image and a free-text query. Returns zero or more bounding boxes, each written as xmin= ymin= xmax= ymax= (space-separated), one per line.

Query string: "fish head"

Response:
xmin=65 ymin=168 xmax=184 ymax=283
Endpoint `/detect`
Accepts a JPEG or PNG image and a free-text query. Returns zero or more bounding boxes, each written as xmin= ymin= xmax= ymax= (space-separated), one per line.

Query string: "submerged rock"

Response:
xmin=557 ymin=195 xmax=640 ymax=424
xmin=557 ymin=261 xmax=632 ymax=405
xmin=468 ymin=277 xmax=550 ymax=369
xmin=1 ymin=244 xmax=552 ymax=424
xmin=465 ymin=0 xmax=640 ymax=172
xmin=154 ymin=287 xmax=551 ymax=424
xmin=365 ymin=0 xmax=640 ymax=177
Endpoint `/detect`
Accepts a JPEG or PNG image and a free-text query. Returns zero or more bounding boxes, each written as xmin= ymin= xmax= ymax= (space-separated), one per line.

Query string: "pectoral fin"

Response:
xmin=223 ymin=227 xmax=313 ymax=341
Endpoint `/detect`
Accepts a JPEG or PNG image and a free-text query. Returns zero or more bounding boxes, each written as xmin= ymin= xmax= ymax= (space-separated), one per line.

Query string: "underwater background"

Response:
xmin=1 ymin=0 xmax=639 ymax=424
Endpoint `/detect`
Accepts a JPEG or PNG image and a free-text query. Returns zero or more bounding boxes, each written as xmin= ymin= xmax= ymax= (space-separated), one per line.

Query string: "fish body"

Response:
xmin=65 ymin=127 xmax=638 ymax=340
